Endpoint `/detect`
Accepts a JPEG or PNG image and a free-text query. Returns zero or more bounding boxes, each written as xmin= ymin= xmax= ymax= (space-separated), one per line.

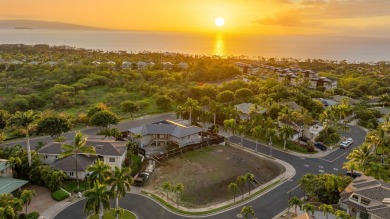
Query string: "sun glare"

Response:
xmin=215 ymin=17 xmax=225 ymax=27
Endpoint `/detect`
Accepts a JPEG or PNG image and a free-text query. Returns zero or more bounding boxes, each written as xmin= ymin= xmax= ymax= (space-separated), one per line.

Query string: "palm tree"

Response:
xmin=9 ymin=110 xmax=39 ymax=167
xmin=280 ymin=124 xmax=294 ymax=150
xmin=288 ymin=196 xmax=303 ymax=215
xmin=236 ymin=175 xmax=246 ymax=200
xmin=335 ymin=210 xmax=352 ymax=219
xmin=173 ymin=183 xmax=184 ymax=208
xmin=325 ymin=174 xmax=347 ymax=194
xmin=302 ymin=203 xmax=315 ymax=216
xmin=20 ymin=190 xmax=35 ymax=214
xmin=209 ymin=100 xmax=220 ymax=125
xmin=342 ymin=161 xmax=357 ymax=175
xmin=6 ymin=156 xmax=21 ymax=178
xmin=87 ymin=159 xmax=111 ymax=187
xmin=161 ymin=182 xmax=172 ymax=202
xmin=244 ymin=173 xmax=255 ymax=195
xmin=237 ymin=124 xmax=246 ymax=146
xmin=183 ymin=97 xmax=199 ymax=125
xmin=319 ymin=204 xmax=334 ymax=219
xmin=84 ymin=182 xmax=114 ymax=219
xmin=347 ymin=144 xmax=373 ymax=173
xmin=223 ymin=119 xmax=236 ymax=143
xmin=228 ymin=182 xmax=239 ymax=202
xmin=60 ymin=131 xmax=96 ymax=190
xmin=240 ymin=206 xmax=255 ymax=219
xmin=108 ymin=166 xmax=133 ymax=219
xmin=113 ymin=208 xmax=124 ymax=219
xmin=366 ymin=162 xmax=389 ymax=181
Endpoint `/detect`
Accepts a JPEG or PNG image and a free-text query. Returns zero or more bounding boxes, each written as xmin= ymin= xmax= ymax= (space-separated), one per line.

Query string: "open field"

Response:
xmin=144 ymin=145 xmax=285 ymax=208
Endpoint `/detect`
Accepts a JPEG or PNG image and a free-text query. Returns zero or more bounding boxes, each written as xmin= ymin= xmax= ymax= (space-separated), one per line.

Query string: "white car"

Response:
xmin=346 ymin=138 xmax=353 ymax=145
xmin=340 ymin=141 xmax=351 ymax=149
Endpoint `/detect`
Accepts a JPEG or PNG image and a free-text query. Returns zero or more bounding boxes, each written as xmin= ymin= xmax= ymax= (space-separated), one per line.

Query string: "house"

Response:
xmin=0 ymin=159 xmax=28 ymax=194
xmin=235 ymin=62 xmax=259 ymax=74
xmin=122 ymin=61 xmax=132 ymax=69
xmin=128 ymin=120 xmax=202 ymax=148
xmin=310 ymin=77 xmax=337 ymax=90
xmin=282 ymin=101 xmax=303 ymax=111
xmin=38 ymin=137 xmax=127 ymax=179
xmin=339 ymin=176 xmax=390 ymax=219
xmin=178 ymin=62 xmax=189 ymax=70
xmin=279 ymin=119 xmax=323 ymax=141
xmin=137 ymin=61 xmax=148 ymax=70
xmin=53 ymin=154 xmax=97 ymax=180
xmin=162 ymin=62 xmax=174 ymax=70
xmin=234 ymin=103 xmax=266 ymax=120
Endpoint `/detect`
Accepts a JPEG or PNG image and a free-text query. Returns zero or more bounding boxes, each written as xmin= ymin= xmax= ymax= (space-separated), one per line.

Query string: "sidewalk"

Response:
xmin=40 ymin=196 xmax=84 ymax=219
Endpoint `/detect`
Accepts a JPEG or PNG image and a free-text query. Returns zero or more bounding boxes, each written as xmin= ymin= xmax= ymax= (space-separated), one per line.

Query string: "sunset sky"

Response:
xmin=1 ymin=0 xmax=390 ymax=36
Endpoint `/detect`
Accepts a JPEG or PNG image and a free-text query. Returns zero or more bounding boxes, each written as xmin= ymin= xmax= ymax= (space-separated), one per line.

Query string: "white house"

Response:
xmin=128 ymin=120 xmax=202 ymax=148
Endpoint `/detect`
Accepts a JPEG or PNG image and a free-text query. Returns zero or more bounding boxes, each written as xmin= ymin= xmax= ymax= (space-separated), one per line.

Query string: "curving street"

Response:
xmin=50 ymin=116 xmax=366 ymax=219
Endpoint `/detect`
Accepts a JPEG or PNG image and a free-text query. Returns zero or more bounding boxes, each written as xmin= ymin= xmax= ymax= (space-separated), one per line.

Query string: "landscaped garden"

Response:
xmin=144 ymin=145 xmax=285 ymax=208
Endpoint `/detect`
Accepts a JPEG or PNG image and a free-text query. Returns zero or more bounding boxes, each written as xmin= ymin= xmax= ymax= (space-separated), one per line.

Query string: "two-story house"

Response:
xmin=38 ymin=137 xmax=127 ymax=180
xmin=339 ymin=176 xmax=390 ymax=219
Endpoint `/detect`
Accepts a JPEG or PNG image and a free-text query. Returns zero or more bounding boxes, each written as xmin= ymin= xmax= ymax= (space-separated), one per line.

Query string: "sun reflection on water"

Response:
xmin=213 ymin=34 xmax=225 ymax=56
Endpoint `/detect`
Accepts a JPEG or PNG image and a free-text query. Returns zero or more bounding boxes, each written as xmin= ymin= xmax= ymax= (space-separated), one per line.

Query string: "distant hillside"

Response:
xmin=0 ymin=19 xmax=109 ymax=30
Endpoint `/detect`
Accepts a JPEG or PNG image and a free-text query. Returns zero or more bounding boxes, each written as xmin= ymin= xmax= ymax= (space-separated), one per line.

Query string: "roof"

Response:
xmin=128 ymin=120 xmax=202 ymax=138
xmin=234 ymin=103 xmax=266 ymax=115
xmin=0 ymin=176 xmax=28 ymax=195
xmin=0 ymin=159 xmax=8 ymax=172
xmin=53 ymin=154 xmax=97 ymax=172
xmin=38 ymin=139 xmax=127 ymax=157
xmin=282 ymin=101 xmax=302 ymax=111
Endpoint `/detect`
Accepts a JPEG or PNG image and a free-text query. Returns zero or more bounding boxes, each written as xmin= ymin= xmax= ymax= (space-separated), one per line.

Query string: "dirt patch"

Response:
xmin=22 ymin=185 xmax=57 ymax=214
xmin=144 ymin=145 xmax=285 ymax=208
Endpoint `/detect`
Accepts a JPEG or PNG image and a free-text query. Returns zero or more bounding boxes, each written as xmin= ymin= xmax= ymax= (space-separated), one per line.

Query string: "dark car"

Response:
xmin=299 ymin=136 xmax=310 ymax=143
xmin=314 ymin=142 xmax=327 ymax=151
xmin=134 ymin=172 xmax=150 ymax=187
xmin=346 ymin=171 xmax=362 ymax=178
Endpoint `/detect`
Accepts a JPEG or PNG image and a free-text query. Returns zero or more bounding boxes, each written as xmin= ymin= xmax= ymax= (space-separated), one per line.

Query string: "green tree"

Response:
xmin=335 ymin=210 xmax=352 ymax=219
xmin=0 ymin=110 xmax=10 ymax=130
xmin=240 ymin=206 xmax=255 ymax=219
xmin=319 ymin=204 xmax=334 ymax=219
xmin=89 ymin=110 xmax=119 ymax=131
xmin=155 ymin=95 xmax=174 ymax=111
xmin=236 ymin=175 xmax=246 ymax=200
xmin=216 ymin=90 xmax=235 ymax=103
xmin=108 ymin=166 xmax=133 ymax=219
xmin=228 ymin=182 xmax=239 ymax=202
xmin=302 ymin=203 xmax=315 ymax=216
xmin=280 ymin=124 xmax=295 ymax=150
xmin=6 ymin=156 xmax=21 ymax=178
xmin=161 ymin=182 xmax=172 ymax=202
xmin=244 ymin=173 xmax=255 ymax=195
xmin=366 ymin=162 xmax=389 ymax=181
xmin=182 ymin=97 xmax=199 ymax=125
xmin=342 ymin=161 xmax=357 ymax=176
xmin=20 ymin=189 xmax=35 ymax=214
xmin=173 ymin=183 xmax=184 ymax=208
xmin=60 ymin=131 xmax=96 ymax=190
xmin=120 ymin=101 xmax=139 ymax=117
xmin=288 ymin=196 xmax=303 ymax=216
xmin=9 ymin=110 xmax=40 ymax=167
xmin=87 ymin=159 xmax=111 ymax=187
xmin=36 ymin=114 xmax=72 ymax=139
xmin=223 ymin=119 xmax=236 ymax=142
xmin=235 ymin=88 xmax=253 ymax=101
xmin=347 ymin=144 xmax=373 ymax=173
xmin=84 ymin=182 xmax=114 ymax=219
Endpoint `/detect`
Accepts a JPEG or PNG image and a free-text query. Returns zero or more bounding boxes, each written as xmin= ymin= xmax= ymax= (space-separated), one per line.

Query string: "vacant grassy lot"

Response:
xmin=144 ymin=145 xmax=285 ymax=208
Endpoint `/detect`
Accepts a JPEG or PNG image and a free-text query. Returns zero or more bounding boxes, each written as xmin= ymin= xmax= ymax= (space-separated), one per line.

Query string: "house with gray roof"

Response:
xmin=53 ymin=154 xmax=97 ymax=180
xmin=339 ymin=176 xmax=390 ymax=219
xmin=234 ymin=103 xmax=266 ymax=120
xmin=38 ymin=137 xmax=127 ymax=179
xmin=0 ymin=159 xmax=28 ymax=194
xmin=128 ymin=120 xmax=202 ymax=147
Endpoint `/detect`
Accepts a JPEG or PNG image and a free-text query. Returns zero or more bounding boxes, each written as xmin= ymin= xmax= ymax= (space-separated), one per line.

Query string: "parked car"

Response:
xmin=134 ymin=172 xmax=150 ymax=187
xmin=340 ymin=141 xmax=351 ymax=149
xmin=346 ymin=171 xmax=361 ymax=178
xmin=346 ymin=138 xmax=353 ymax=145
xmin=314 ymin=142 xmax=327 ymax=151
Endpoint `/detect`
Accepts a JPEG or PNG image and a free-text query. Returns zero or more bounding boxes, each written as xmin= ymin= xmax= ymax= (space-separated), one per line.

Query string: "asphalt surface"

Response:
xmin=50 ymin=122 xmax=366 ymax=219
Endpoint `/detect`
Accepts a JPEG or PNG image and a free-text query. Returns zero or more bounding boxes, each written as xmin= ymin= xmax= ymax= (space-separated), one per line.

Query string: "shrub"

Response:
xmin=27 ymin=212 xmax=40 ymax=219
xmin=52 ymin=190 xmax=70 ymax=201
xmin=54 ymin=136 xmax=66 ymax=142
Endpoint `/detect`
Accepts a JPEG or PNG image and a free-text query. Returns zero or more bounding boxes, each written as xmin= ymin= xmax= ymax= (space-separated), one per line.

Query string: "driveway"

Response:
xmin=54 ymin=125 xmax=366 ymax=219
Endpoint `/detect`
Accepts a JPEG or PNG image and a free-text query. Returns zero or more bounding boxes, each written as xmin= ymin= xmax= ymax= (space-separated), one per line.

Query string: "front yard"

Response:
xmin=144 ymin=145 xmax=285 ymax=208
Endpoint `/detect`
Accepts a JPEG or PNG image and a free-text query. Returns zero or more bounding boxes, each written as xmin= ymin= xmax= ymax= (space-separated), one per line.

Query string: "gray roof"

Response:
xmin=356 ymin=187 xmax=390 ymax=201
xmin=53 ymin=154 xmax=97 ymax=172
xmin=369 ymin=207 xmax=390 ymax=219
xmin=38 ymin=140 xmax=126 ymax=157
xmin=234 ymin=103 xmax=266 ymax=115
xmin=0 ymin=176 xmax=28 ymax=195
xmin=128 ymin=120 xmax=202 ymax=138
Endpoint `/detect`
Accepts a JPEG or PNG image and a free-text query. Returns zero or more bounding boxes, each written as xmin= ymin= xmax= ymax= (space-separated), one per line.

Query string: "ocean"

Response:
xmin=0 ymin=29 xmax=389 ymax=62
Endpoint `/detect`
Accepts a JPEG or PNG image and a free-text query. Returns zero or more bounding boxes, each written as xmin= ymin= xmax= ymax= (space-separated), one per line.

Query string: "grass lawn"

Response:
xmin=89 ymin=209 xmax=136 ymax=219
xmin=62 ymin=180 xmax=90 ymax=193
xmin=144 ymin=145 xmax=285 ymax=208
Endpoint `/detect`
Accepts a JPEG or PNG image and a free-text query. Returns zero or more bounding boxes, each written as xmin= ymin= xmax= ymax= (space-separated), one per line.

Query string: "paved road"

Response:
xmin=1 ymin=113 xmax=177 ymax=150
xmin=54 ymin=125 xmax=366 ymax=219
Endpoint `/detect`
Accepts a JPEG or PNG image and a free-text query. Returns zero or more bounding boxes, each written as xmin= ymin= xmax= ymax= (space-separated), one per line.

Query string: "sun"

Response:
xmin=215 ymin=17 xmax=225 ymax=27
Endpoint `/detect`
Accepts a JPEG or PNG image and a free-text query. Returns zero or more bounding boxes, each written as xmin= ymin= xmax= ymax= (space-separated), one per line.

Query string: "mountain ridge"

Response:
xmin=0 ymin=19 xmax=110 ymax=30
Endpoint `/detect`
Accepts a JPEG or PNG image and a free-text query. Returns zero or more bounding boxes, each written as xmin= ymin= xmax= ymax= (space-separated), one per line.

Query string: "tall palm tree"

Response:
xmin=9 ymin=110 xmax=39 ymax=167
xmin=60 ymin=131 xmax=96 ymax=190
xmin=183 ymin=97 xmax=199 ymax=125
xmin=244 ymin=173 xmax=255 ymax=195
xmin=84 ymin=182 xmax=113 ymax=219
xmin=223 ymin=119 xmax=236 ymax=143
xmin=319 ymin=204 xmax=334 ymax=219
xmin=342 ymin=161 xmax=357 ymax=175
xmin=161 ymin=182 xmax=172 ymax=202
xmin=20 ymin=190 xmax=35 ymax=214
xmin=108 ymin=166 xmax=133 ymax=219
xmin=280 ymin=124 xmax=295 ymax=150
xmin=302 ymin=203 xmax=315 ymax=216
xmin=87 ymin=159 xmax=111 ymax=186
xmin=288 ymin=196 xmax=303 ymax=216
xmin=174 ymin=106 xmax=186 ymax=120
xmin=237 ymin=124 xmax=246 ymax=146
xmin=347 ymin=144 xmax=373 ymax=173
xmin=240 ymin=206 xmax=255 ymax=219
xmin=173 ymin=183 xmax=184 ymax=208
xmin=236 ymin=175 xmax=246 ymax=200
xmin=228 ymin=182 xmax=239 ymax=202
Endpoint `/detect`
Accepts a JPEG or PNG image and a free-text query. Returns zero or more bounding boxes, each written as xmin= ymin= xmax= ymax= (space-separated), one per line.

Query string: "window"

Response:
xmin=109 ymin=158 xmax=115 ymax=163
xmin=96 ymin=145 xmax=103 ymax=150
xmin=45 ymin=155 xmax=48 ymax=159
xmin=69 ymin=172 xmax=74 ymax=176
xmin=55 ymin=156 xmax=58 ymax=159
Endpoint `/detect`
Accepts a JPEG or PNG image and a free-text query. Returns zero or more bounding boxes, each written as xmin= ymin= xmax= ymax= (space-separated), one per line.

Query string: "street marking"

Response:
xmin=333 ymin=168 xmax=339 ymax=171
xmin=300 ymin=157 xmax=305 ymax=160
xmin=286 ymin=185 xmax=300 ymax=193
xmin=319 ymin=170 xmax=325 ymax=173
xmin=304 ymin=164 xmax=309 ymax=167
xmin=319 ymin=166 xmax=323 ymax=169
